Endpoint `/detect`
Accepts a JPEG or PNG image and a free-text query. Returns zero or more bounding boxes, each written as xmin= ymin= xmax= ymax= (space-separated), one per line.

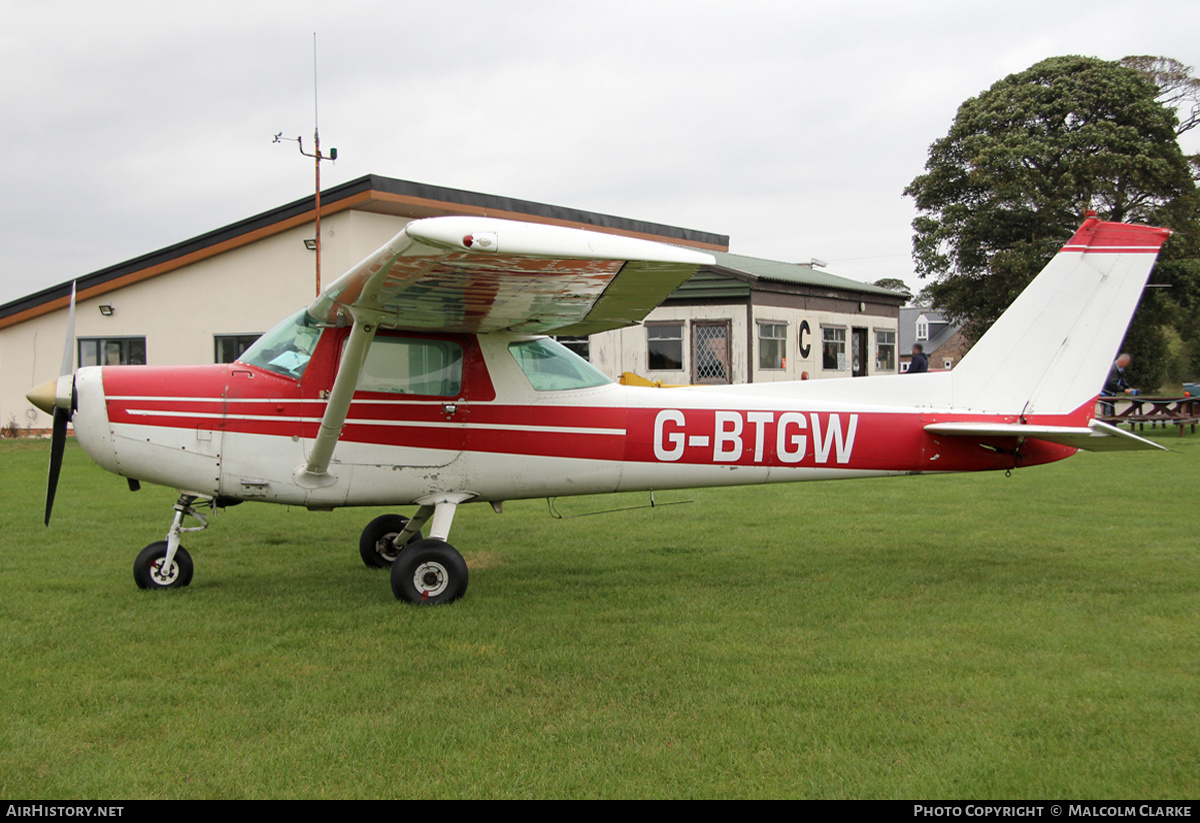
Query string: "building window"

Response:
xmin=758 ymin=322 xmax=786 ymax=370
xmin=647 ymin=324 xmax=683 ymax=371
xmin=553 ymin=335 xmax=590 ymax=361
xmin=822 ymin=327 xmax=846 ymax=371
xmin=875 ymin=330 xmax=896 ymax=372
xmin=79 ymin=337 xmax=146 ymax=367
xmin=916 ymin=316 xmax=929 ymax=341
xmin=215 ymin=334 xmax=263 ymax=364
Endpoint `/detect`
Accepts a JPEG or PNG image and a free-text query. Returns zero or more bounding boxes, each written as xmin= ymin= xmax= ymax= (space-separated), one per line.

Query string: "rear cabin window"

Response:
xmin=357 ymin=336 xmax=464 ymax=397
xmin=508 ymin=338 xmax=612 ymax=392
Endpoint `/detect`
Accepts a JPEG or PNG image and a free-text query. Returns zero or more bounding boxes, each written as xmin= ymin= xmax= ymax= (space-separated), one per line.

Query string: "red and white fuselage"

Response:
xmin=71 ymin=339 xmax=1075 ymax=511
xmin=65 ymin=216 xmax=1168 ymax=512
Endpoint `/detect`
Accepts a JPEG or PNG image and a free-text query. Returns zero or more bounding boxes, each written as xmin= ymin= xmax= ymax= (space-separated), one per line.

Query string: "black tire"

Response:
xmin=390 ymin=539 xmax=468 ymax=605
xmin=359 ymin=514 xmax=420 ymax=569
xmin=133 ymin=541 xmax=194 ymax=589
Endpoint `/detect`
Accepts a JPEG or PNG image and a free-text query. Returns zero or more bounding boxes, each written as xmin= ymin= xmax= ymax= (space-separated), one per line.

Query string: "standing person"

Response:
xmin=908 ymin=343 xmax=929 ymax=374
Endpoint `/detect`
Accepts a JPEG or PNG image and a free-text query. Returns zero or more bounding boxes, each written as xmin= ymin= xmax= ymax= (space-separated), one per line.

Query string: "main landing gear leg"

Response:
xmin=389 ymin=494 xmax=473 ymax=605
xmin=133 ymin=494 xmax=210 ymax=590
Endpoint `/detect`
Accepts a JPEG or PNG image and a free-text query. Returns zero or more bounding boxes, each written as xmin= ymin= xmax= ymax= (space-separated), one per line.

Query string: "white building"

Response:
xmin=1 ymin=174 xmax=901 ymax=432
xmin=586 ymin=252 xmax=905 ymax=384
xmin=0 ymin=175 xmax=726 ymax=432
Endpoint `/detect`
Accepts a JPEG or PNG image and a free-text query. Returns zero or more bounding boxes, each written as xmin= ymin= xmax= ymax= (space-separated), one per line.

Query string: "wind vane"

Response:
xmin=274 ymin=33 xmax=338 ymax=296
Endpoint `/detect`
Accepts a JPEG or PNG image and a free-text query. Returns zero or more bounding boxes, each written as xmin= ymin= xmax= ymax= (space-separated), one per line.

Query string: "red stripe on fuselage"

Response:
xmin=98 ymin=365 xmax=1082 ymax=473
xmin=101 ymin=399 xmax=1079 ymax=472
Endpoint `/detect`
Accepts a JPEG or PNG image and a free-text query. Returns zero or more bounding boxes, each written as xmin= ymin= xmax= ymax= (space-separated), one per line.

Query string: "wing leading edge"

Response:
xmin=308 ymin=216 xmax=716 ymax=335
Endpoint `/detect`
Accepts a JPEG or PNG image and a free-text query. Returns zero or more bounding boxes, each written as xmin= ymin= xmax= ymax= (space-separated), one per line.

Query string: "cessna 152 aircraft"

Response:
xmin=28 ymin=213 xmax=1169 ymax=604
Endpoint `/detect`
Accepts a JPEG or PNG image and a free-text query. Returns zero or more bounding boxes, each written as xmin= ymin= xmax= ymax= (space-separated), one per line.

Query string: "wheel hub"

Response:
xmin=412 ymin=562 xmax=449 ymax=598
xmin=377 ymin=533 xmax=401 ymax=562
xmin=149 ymin=558 xmax=179 ymax=585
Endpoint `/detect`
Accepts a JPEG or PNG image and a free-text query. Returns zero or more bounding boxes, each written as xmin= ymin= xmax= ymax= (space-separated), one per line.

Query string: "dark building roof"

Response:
xmin=714 ymin=252 xmax=909 ymax=296
xmin=666 ymin=251 xmax=910 ymax=303
xmin=1 ymin=174 xmax=729 ymax=329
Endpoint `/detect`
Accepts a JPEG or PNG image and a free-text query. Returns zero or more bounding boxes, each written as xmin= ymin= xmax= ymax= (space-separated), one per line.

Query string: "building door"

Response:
xmin=692 ymin=321 xmax=732 ymax=384
xmin=851 ymin=327 xmax=869 ymax=377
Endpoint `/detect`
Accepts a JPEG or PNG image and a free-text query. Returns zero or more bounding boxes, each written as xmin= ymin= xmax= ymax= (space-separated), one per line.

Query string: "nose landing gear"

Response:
xmin=133 ymin=494 xmax=210 ymax=590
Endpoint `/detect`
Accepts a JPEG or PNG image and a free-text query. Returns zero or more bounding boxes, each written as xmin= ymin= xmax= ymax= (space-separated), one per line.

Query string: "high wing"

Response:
xmin=308 ymin=216 xmax=715 ymax=336
xmin=300 ymin=216 xmax=716 ymax=479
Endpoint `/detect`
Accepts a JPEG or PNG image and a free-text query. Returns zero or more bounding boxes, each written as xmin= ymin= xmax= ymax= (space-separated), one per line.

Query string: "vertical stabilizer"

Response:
xmin=949 ymin=218 xmax=1170 ymax=416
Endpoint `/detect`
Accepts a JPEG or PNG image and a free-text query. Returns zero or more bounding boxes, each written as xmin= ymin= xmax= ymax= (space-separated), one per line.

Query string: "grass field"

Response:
xmin=1 ymin=435 xmax=1197 ymax=799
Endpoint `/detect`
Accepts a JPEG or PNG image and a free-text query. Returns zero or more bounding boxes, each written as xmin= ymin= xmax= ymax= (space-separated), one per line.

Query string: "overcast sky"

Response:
xmin=2 ymin=0 xmax=1198 ymax=307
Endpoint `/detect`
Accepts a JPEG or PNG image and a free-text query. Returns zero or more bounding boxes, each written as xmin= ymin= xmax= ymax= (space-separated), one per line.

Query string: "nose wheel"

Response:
xmin=133 ymin=541 xmax=194 ymax=589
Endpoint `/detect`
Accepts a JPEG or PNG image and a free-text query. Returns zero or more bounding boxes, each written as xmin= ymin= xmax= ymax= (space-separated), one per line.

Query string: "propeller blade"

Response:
xmin=60 ymin=281 xmax=76 ymax=376
xmin=45 ymin=406 xmax=68 ymax=525
xmin=45 ymin=281 xmax=77 ymax=526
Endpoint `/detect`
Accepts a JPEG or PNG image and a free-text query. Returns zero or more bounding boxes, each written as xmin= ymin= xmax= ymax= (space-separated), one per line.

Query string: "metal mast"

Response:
xmin=273 ymin=33 xmax=337 ymax=296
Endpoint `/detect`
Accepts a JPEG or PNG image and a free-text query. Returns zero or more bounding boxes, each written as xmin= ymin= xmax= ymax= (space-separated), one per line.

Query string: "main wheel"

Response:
xmin=390 ymin=539 xmax=468 ymax=605
xmin=133 ymin=541 xmax=194 ymax=589
xmin=359 ymin=514 xmax=420 ymax=569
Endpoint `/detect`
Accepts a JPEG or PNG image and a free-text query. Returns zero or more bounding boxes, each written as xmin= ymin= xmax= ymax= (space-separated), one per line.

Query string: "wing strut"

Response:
xmin=300 ymin=311 xmax=378 ymax=482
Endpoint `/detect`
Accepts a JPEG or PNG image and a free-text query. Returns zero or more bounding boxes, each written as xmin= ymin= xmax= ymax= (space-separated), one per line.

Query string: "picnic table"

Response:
xmin=1096 ymin=395 xmax=1199 ymax=436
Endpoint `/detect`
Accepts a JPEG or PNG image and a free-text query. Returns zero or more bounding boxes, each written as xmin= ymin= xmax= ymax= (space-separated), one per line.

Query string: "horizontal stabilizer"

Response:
xmin=924 ymin=419 xmax=1167 ymax=452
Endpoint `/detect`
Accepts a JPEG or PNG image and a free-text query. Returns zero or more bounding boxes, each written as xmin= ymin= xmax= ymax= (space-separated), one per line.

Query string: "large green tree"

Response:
xmin=1121 ymin=55 xmax=1200 ymax=138
xmin=905 ymin=55 xmax=1199 ymax=388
